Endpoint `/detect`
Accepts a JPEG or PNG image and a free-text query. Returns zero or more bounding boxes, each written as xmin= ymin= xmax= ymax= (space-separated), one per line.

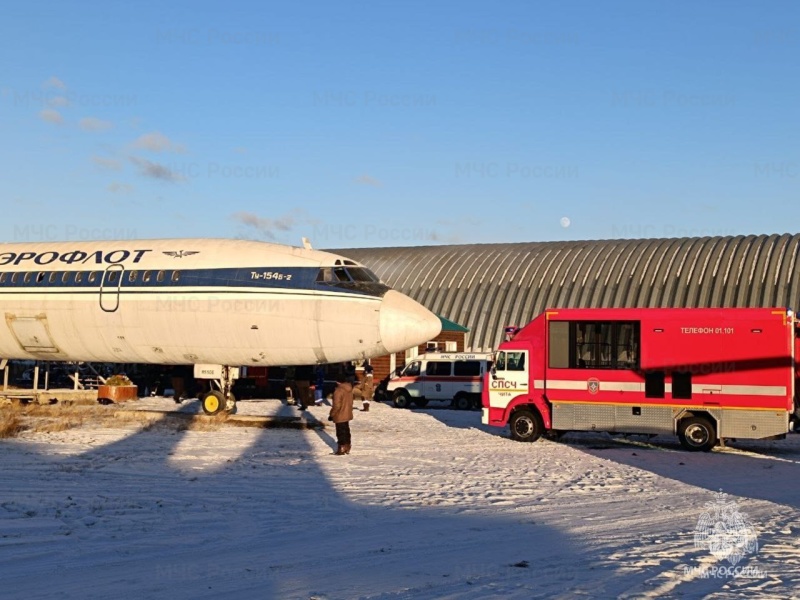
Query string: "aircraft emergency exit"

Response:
xmin=0 ymin=238 xmax=441 ymax=413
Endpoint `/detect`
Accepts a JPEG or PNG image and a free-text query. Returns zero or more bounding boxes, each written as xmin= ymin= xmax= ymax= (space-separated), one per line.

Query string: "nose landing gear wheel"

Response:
xmin=201 ymin=390 xmax=226 ymax=415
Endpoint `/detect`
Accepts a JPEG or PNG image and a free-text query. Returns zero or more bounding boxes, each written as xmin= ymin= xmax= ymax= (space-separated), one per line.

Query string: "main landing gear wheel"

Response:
xmin=510 ymin=409 xmax=544 ymax=442
xmin=201 ymin=391 xmax=226 ymax=416
xmin=678 ymin=416 xmax=717 ymax=452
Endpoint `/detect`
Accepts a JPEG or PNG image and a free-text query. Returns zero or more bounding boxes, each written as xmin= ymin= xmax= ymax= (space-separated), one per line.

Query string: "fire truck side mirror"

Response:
xmin=490 ymin=365 xmax=497 ymax=379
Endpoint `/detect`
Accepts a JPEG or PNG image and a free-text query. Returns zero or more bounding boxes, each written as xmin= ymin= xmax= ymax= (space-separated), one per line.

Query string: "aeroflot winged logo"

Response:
xmin=0 ymin=249 xmax=153 ymax=266
xmin=0 ymin=249 xmax=202 ymax=266
xmin=163 ymin=251 xmax=200 ymax=258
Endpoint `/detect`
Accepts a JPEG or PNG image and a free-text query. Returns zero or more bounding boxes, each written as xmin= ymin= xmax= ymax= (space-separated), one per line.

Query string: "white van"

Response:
xmin=386 ymin=353 xmax=492 ymax=410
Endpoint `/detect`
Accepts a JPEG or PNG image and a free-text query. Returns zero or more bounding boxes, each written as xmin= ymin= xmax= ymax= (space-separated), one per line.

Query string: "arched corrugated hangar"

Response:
xmin=340 ymin=234 xmax=800 ymax=352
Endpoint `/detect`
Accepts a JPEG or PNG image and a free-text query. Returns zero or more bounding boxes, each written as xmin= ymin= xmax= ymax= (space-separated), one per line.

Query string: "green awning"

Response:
xmin=438 ymin=315 xmax=469 ymax=333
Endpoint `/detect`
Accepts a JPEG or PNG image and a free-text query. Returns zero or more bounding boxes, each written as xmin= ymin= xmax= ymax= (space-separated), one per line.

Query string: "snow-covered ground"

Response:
xmin=1 ymin=398 xmax=798 ymax=599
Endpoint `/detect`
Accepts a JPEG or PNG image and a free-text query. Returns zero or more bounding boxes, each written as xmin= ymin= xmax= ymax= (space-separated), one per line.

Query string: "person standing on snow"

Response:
xmin=361 ymin=360 xmax=374 ymax=412
xmin=329 ymin=374 xmax=354 ymax=455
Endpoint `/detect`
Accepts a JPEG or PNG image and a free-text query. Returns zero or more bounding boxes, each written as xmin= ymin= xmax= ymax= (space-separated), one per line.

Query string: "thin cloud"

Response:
xmin=107 ymin=182 xmax=134 ymax=194
xmin=133 ymin=131 xmax=186 ymax=153
xmin=39 ymin=109 xmax=63 ymax=125
xmin=129 ymin=156 xmax=184 ymax=182
xmin=427 ymin=230 xmax=464 ymax=244
xmin=231 ymin=210 xmax=310 ymax=240
xmin=80 ymin=117 xmax=113 ymax=131
xmin=48 ymin=96 xmax=70 ymax=107
xmin=43 ymin=76 xmax=66 ymax=90
xmin=355 ymin=174 xmax=383 ymax=187
xmin=92 ymin=156 xmax=123 ymax=171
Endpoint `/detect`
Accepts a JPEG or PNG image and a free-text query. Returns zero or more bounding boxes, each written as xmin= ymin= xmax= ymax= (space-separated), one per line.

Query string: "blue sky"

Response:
xmin=1 ymin=0 xmax=798 ymax=248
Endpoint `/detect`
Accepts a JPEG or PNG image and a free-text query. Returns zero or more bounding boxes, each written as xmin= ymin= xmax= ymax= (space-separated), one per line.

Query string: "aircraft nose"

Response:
xmin=379 ymin=290 xmax=441 ymax=354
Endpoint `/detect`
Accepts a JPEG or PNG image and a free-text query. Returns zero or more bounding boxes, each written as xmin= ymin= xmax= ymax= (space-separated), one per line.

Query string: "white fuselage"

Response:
xmin=0 ymin=239 xmax=441 ymax=366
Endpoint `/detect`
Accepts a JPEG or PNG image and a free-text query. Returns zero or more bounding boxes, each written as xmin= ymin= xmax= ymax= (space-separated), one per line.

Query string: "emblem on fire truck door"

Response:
xmin=587 ymin=378 xmax=600 ymax=394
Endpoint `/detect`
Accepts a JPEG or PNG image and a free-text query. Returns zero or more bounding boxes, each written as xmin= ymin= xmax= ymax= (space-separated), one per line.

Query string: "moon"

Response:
xmin=560 ymin=217 xmax=571 ymax=228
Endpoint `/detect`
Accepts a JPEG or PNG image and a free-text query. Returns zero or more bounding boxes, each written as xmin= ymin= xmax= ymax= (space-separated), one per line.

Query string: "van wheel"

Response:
xmin=678 ymin=416 xmax=717 ymax=452
xmin=510 ymin=409 xmax=543 ymax=442
xmin=413 ymin=398 xmax=429 ymax=408
xmin=392 ymin=389 xmax=411 ymax=409
xmin=454 ymin=393 xmax=471 ymax=411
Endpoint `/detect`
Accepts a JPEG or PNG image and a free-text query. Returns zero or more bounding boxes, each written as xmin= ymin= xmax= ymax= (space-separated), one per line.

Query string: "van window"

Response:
xmin=454 ymin=361 xmax=481 ymax=376
xmin=426 ymin=362 xmax=452 ymax=376
xmin=403 ymin=362 xmax=421 ymax=377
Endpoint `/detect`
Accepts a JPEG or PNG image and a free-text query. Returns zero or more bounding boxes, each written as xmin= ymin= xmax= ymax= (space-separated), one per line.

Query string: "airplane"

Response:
xmin=0 ymin=238 xmax=441 ymax=414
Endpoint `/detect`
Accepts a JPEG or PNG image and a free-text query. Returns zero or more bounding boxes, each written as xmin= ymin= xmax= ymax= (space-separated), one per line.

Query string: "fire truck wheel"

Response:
xmin=454 ymin=393 xmax=471 ymax=411
xmin=510 ymin=409 xmax=544 ymax=442
xmin=678 ymin=416 xmax=717 ymax=452
xmin=392 ymin=389 xmax=412 ymax=409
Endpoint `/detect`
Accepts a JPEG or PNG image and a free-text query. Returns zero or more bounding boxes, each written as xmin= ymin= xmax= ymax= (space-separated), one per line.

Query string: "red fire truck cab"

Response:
xmin=482 ymin=307 xmax=800 ymax=451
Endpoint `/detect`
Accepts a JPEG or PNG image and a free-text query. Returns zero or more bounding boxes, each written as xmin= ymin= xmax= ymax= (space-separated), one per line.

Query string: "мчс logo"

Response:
xmin=694 ymin=490 xmax=758 ymax=565
xmin=684 ymin=490 xmax=766 ymax=579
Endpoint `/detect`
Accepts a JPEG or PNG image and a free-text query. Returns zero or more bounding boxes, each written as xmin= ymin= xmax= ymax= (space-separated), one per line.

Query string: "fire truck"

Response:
xmin=482 ymin=308 xmax=800 ymax=451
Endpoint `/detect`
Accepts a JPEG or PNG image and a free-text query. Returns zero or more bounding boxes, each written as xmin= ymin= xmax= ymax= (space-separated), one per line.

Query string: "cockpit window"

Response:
xmin=315 ymin=264 xmax=389 ymax=298
xmin=316 ymin=266 xmax=380 ymax=283
xmin=316 ymin=267 xmax=350 ymax=283
xmin=347 ymin=267 xmax=380 ymax=283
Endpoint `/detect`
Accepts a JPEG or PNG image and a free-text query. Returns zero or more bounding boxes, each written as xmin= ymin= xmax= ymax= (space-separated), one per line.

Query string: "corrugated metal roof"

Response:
xmin=339 ymin=235 xmax=800 ymax=351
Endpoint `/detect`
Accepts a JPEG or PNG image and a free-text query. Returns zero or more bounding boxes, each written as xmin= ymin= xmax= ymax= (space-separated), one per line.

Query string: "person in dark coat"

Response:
xmin=329 ymin=375 xmax=354 ymax=455
xmin=294 ymin=364 xmax=314 ymax=410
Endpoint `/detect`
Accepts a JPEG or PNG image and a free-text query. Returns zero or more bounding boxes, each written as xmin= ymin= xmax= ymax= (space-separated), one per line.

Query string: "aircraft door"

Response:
xmin=100 ymin=264 xmax=124 ymax=312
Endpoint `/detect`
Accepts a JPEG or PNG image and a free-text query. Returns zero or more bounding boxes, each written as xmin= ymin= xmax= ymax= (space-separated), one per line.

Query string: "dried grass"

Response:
xmin=0 ymin=411 xmax=24 ymax=438
xmin=2 ymin=400 xmax=246 ymax=438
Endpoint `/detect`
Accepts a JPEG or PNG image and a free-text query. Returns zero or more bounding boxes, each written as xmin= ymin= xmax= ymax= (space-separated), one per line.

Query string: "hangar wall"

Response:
xmin=340 ymin=234 xmax=800 ymax=352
